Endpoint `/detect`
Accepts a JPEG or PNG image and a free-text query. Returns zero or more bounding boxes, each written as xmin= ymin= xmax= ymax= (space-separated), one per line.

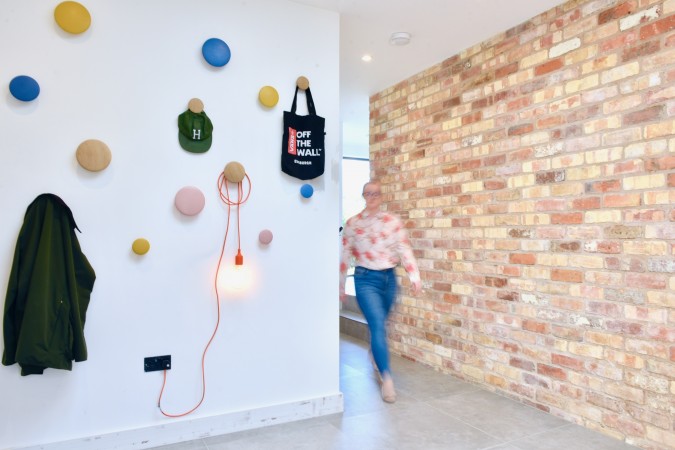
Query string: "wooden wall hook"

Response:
xmin=296 ymin=76 xmax=309 ymax=90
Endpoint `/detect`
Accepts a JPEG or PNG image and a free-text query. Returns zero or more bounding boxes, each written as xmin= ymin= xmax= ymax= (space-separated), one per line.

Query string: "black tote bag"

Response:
xmin=281 ymin=86 xmax=325 ymax=180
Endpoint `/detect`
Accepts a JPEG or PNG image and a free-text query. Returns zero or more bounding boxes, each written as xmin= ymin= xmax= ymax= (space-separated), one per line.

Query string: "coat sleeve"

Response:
xmin=2 ymin=237 xmax=23 ymax=366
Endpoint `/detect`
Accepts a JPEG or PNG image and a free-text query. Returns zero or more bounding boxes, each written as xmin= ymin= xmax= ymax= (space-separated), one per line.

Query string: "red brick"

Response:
xmin=425 ymin=187 xmax=443 ymax=197
xmin=602 ymin=414 xmax=645 ymax=438
xmin=622 ymin=40 xmax=661 ymax=61
xmin=460 ymin=159 xmax=482 ymax=170
xmin=484 ymin=154 xmax=506 ymax=166
xmin=462 ymin=111 xmax=482 ymax=125
xmin=452 ymin=218 xmax=471 ymax=227
xmin=498 ymin=290 xmax=520 ymax=301
xmin=588 ymin=301 xmax=622 ymax=317
xmin=552 ymin=213 xmax=583 ymax=224
xmin=552 ymin=353 xmax=585 ymax=371
xmin=410 ymin=150 xmax=425 ymax=160
xmin=596 ymin=241 xmax=621 ymax=253
xmin=626 ymin=273 xmax=667 ymax=289
xmin=623 ymin=105 xmax=664 ymax=125
xmin=588 ymin=392 xmax=623 ymax=412
xmin=443 ymin=96 xmax=461 ymax=108
xmin=565 ymin=105 xmax=600 ymax=122
xmin=472 ymin=310 xmax=495 ymax=322
xmin=484 ymin=179 xmax=506 ymax=190
xmin=496 ymin=62 xmax=519 ymax=79
xmin=646 ymin=156 xmax=675 ymax=171
xmin=557 ymin=384 xmax=583 ymax=400
xmin=605 ymin=320 xmax=644 ymax=336
xmin=508 ymin=123 xmax=534 ymax=136
xmin=586 ymin=179 xmax=621 ymax=193
xmin=495 ymin=36 xmax=520 ymax=55
xmin=535 ymin=58 xmax=564 ymax=76
xmin=443 ymin=294 xmax=461 ymax=304
xmin=494 ymin=89 xmax=517 ymax=102
xmin=539 ymin=34 xmax=554 ymax=48
xmin=604 ymin=193 xmax=641 ymax=207
xmin=624 ymin=209 xmax=665 ymax=222
xmin=598 ymin=2 xmax=637 ymax=25
xmin=416 ymin=137 xmax=433 ymax=148
xmin=506 ymin=20 xmax=535 ymax=38
xmin=425 ymin=332 xmax=443 ymax=345
xmin=485 ymin=276 xmax=508 ymax=288
xmin=572 ymin=197 xmax=601 ymax=210
xmin=553 ymin=124 xmax=583 ymax=140
xmin=523 ymin=319 xmax=550 ymax=334
xmin=510 ymin=357 xmax=535 ymax=371
xmin=613 ymin=160 xmax=642 ymax=175
xmin=536 ymin=199 xmax=567 ymax=211
xmin=601 ymin=30 xmax=640 ymax=54
xmin=522 ymin=373 xmax=550 ymax=388
xmin=552 ymin=326 xmax=584 ymax=341
xmin=640 ymin=15 xmax=675 ymax=40
xmin=552 ymin=269 xmax=583 ymax=283
xmin=537 ymin=115 xmax=564 ymax=129
xmin=537 ymin=364 xmax=567 ymax=380
xmin=486 ymin=300 xmax=510 ymax=313
xmin=471 ymin=98 xmax=489 ymax=110
xmin=501 ymin=266 xmax=521 ymax=277
xmin=551 ymin=241 xmax=581 ymax=252
xmin=646 ymin=325 xmax=675 ymax=342
xmin=536 ymin=170 xmax=565 ymax=184
xmin=507 ymin=97 xmax=533 ymax=111
xmin=373 ymin=132 xmax=386 ymax=142
xmin=508 ymin=147 xmax=534 ymax=161
xmin=433 ymin=283 xmax=452 ymax=292
xmin=510 ymin=253 xmax=536 ymax=265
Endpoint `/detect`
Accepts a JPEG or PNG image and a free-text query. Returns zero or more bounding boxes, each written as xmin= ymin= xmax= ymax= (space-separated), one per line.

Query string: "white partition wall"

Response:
xmin=0 ymin=1 xmax=341 ymax=448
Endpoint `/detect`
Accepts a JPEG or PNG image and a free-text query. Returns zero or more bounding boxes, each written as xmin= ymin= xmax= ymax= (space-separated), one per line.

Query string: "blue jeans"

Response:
xmin=354 ymin=266 xmax=398 ymax=377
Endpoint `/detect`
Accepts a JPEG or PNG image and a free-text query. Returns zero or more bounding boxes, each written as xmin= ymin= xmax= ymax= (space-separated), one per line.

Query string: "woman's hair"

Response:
xmin=362 ymin=180 xmax=380 ymax=194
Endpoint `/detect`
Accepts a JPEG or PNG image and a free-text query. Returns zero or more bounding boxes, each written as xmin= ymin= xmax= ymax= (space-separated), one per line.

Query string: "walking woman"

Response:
xmin=340 ymin=181 xmax=421 ymax=403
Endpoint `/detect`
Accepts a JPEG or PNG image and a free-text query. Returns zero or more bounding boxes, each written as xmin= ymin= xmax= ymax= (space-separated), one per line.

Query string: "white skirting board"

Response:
xmin=13 ymin=394 xmax=344 ymax=450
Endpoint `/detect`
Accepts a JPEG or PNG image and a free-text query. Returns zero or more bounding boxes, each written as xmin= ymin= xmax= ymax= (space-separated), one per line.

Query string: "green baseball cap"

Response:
xmin=177 ymin=109 xmax=213 ymax=153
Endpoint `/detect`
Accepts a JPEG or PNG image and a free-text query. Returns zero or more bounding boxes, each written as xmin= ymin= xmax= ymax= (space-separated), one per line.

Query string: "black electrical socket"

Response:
xmin=144 ymin=355 xmax=171 ymax=372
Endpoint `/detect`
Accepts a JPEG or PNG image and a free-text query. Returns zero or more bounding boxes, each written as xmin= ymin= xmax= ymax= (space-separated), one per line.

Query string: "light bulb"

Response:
xmin=217 ymin=254 xmax=253 ymax=295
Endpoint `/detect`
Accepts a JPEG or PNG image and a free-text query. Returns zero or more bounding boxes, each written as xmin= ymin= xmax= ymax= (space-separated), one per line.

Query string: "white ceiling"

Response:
xmin=289 ymin=0 xmax=565 ymax=158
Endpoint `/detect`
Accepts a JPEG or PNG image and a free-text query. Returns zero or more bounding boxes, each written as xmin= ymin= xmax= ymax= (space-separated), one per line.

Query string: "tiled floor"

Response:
xmin=152 ymin=334 xmax=637 ymax=450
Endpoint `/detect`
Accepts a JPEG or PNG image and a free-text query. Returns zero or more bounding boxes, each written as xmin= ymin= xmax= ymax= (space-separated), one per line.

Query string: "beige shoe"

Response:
xmin=381 ymin=375 xmax=397 ymax=403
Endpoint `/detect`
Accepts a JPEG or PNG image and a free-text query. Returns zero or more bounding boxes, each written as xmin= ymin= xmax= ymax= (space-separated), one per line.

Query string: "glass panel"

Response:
xmin=341 ymin=158 xmax=370 ymax=225
xmin=341 ymin=158 xmax=369 ymax=298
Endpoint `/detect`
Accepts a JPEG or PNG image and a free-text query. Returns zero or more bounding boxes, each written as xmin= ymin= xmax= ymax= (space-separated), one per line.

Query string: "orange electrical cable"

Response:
xmin=156 ymin=171 xmax=251 ymax=418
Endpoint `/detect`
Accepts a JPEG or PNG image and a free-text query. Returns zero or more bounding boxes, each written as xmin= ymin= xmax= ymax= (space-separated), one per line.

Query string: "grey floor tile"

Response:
xmin=508 ymin=423 xmax=640 ymax=450
xmin=392 ymin=364 xmax=481 ymax=401
xmin=483 ymin=445 xmax=524 ymax=450
xmin=150 ymin=439 xmax=208 ymax=449
xmin=428 ymin=388 xmax=569 ymax=441
xmin=203 ymin=417 xmax=339 ymax=450
xmin=328 ymin=401 xmax=501 ymax=450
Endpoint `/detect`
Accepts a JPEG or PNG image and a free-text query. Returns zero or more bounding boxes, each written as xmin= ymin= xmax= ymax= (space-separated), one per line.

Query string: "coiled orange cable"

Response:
xmin=156 ymin=172 xmax=251 ymax=417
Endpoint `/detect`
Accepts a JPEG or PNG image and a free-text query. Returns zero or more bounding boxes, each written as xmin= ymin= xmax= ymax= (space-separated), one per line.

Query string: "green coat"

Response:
xmin=2 ymin=194 xmax=96 ymax=376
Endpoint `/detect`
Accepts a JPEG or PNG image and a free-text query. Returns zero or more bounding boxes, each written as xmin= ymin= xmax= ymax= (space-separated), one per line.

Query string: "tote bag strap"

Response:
xmin=290 ymin=86 xmax=317 ymax=116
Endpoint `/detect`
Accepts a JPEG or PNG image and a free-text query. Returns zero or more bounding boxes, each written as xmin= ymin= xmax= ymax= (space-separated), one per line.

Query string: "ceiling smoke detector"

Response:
xmin=389 ymin=32 xmax=411 ymax=46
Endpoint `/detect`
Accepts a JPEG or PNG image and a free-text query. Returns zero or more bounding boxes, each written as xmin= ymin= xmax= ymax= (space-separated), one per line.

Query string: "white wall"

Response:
xmin=0 ymin=1 xmax=341 ymax=448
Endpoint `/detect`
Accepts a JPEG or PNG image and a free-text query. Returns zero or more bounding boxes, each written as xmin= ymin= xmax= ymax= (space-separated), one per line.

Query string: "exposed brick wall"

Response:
xmin=369 ymin=1 xmax=674 ymax=448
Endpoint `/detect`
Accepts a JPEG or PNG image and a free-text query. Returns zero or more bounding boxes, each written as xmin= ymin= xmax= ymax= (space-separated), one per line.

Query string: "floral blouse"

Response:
xmin=340 ymin=210 xmax=420 ymax=293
